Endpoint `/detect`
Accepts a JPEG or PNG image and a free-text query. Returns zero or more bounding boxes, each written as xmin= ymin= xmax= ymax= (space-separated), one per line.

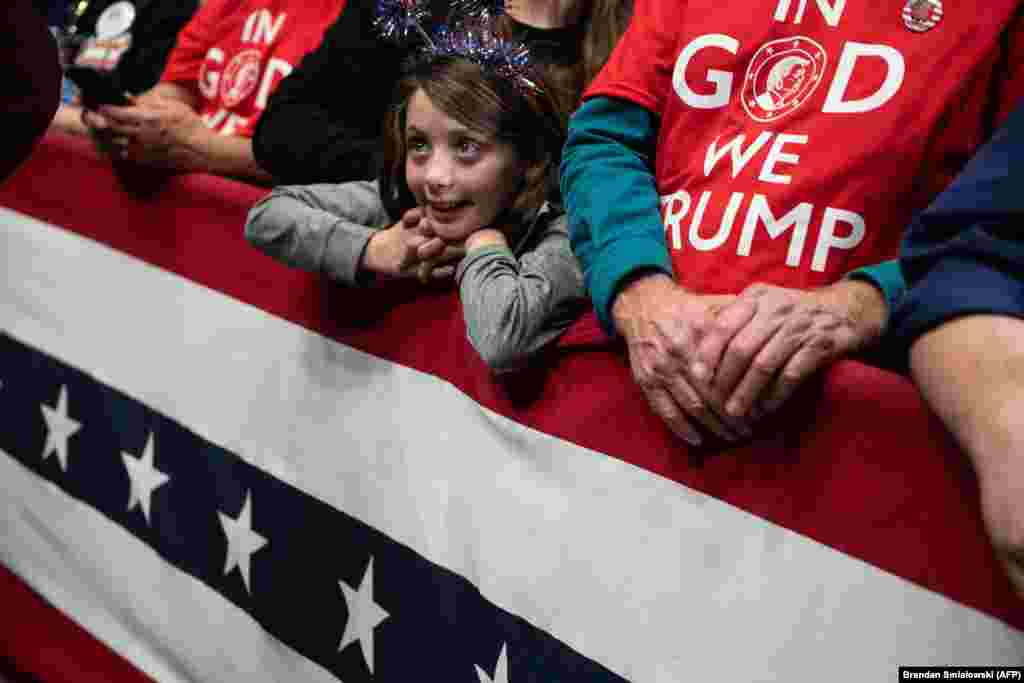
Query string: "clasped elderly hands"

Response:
xmin=612 ymin=273 xmax=886 ymax=445
xmin=361 ymin=207 xmax=466 ymax=282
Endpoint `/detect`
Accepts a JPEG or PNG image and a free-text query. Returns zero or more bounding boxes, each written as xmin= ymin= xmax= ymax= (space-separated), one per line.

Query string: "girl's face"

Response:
xmin=404 ymin=88 xmax=525 ymax=241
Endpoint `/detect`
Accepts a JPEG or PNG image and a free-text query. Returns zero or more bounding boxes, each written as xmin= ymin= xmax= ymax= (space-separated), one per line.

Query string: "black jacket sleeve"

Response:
xmin=252 ymin=0 xmax=418 ymax=185
xmin=111 ymin=0 xmax=200 ymax=94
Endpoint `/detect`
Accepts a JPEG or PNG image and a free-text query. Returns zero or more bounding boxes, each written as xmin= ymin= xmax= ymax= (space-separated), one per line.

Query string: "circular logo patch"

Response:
xmin=95 ymin=1 xmax=136 ymax=39
xmin=741 ymin=37 xmax=827 ymax=123
xmin=220 ymin=49 xmax=263 ymax=109
xmin=903 ymin=0 xmax=943 ymax=32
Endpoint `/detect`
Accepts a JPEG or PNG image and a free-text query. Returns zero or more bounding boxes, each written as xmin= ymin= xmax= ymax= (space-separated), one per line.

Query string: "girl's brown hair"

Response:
xmin=379 ymin=55 xmax=565 ymax=225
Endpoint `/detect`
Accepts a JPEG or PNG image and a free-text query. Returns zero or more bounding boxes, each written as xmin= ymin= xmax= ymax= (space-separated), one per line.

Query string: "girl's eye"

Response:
xmin=407 ymin=138 xmax=430 ymax=156
xmin=456 ymin=139 xmax=482 ymax=160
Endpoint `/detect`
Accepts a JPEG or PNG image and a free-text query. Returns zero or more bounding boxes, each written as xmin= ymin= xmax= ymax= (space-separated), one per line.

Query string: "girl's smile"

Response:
xmin=426 ymin=199 xmax=472 ymax=223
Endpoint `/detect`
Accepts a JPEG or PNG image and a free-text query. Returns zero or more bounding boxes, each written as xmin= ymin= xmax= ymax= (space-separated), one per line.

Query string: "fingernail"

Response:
xmin=726 ymin=400 xmax=743 ymax=417
xmin=690 ymin=362 xmax=708 ymax=381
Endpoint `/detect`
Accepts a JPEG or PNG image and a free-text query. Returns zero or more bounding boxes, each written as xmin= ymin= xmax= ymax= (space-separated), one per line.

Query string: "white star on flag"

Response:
xmin=217 ymin=491 xmax=267 ymax=594
xmin=122 ymin=432 xmax=170 ymax=524
xmin=40 ymin=385 xmax=81 ymax=472
xmin=339 ymin=556 xmax=390 ymax=675
xmin=475 ymin=643 xmax=509 ymax=683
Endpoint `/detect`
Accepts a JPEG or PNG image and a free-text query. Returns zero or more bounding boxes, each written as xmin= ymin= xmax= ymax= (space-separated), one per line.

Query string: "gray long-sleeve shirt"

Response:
xmin=245 ymin=181 xmax=586 ymax=372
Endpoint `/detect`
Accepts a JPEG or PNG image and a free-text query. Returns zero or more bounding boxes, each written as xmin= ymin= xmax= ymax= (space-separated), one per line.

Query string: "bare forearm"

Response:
xmin=911 ymin=315 xmax=1024 ymax=463
xmin=180 ymin=129 xmax=274 ymax=184
xmin=910 ymin=314 xmax=1024 ymax=595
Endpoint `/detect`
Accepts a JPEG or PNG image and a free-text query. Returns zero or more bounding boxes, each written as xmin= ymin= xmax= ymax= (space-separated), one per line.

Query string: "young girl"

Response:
xmin=245 ymin=42 xmax=586 ymax=372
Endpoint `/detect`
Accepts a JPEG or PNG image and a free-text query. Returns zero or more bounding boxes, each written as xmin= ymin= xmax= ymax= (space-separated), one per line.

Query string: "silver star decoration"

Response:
xmin=217 ymin=491 xmax=267 ymax=594
xmin=122 ymin=432 xmax=170 ymax=524
xmin=475 ymin=643 xmax=509 ymax=683
xmin=339 ymin=556 xmax=390 ymax=674
xmin=40 ymin=385 xmax=81 ymax=471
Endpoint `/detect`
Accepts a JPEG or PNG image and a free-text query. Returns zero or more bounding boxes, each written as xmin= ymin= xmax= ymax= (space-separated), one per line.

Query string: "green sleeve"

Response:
xmin=559 ymin=96 xmax=672 ymax=334
xmin=845 ymin=259 xmax=907 ymax=326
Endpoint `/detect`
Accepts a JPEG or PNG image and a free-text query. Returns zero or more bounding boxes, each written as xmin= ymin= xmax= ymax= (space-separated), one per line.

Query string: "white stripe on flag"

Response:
xmin=1 ymin=208 xmax=1022 ymax=682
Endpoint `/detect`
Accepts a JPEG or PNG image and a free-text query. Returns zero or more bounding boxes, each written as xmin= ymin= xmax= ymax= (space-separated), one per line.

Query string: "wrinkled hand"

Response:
xmin=362 ymin=208 xmax=465 ymax=281
xmin=691 ymin=280 xmax=886 ymax=423
xmin=79 ymin=106 xmax=121 ymax=157
xmin=612 ymin=273 xmax=743 ymax=445
xmin=82 ymin=96 xmax=204 ymax=170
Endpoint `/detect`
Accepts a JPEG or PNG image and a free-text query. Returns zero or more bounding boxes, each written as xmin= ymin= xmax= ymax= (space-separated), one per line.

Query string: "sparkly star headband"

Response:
xmin=448 ymin=0 xmax=505 ymax=23
xmin=424 ymin=22 xmax=540 ymax=93
xmin=373 ymin=0 xmax=432 ymax=44
xmin=374 ymin=0 xmax=542 ymax=94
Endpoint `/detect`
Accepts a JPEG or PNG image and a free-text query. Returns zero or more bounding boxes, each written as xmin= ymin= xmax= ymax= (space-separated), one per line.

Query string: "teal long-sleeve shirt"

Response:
xmin=559 ymin=96 xmax=905 ymax=334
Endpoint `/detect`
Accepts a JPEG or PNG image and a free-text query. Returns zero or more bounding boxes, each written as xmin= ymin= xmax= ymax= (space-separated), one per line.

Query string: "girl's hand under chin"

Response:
xmin=360 ymin=208 xmax=467 ymax=282
xmin=413 ymin=214 xmax=468 ymax=282
xmin=361 ymin=207 xmax=434 ymax=278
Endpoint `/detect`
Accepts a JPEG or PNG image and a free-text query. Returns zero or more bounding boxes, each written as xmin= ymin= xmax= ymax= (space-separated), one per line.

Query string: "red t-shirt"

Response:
xmin=160 ymin=0 xmax=344 ymax=138
xmin=586 ymin=0 xmax=1024 ymax=294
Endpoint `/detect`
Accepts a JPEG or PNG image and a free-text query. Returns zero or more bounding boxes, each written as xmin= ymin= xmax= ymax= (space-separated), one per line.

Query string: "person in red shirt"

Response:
xmin=82 ymin=0 xmax=343 ymax=184
xmin=560 ymin=0 xmax=1024 ymax=444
